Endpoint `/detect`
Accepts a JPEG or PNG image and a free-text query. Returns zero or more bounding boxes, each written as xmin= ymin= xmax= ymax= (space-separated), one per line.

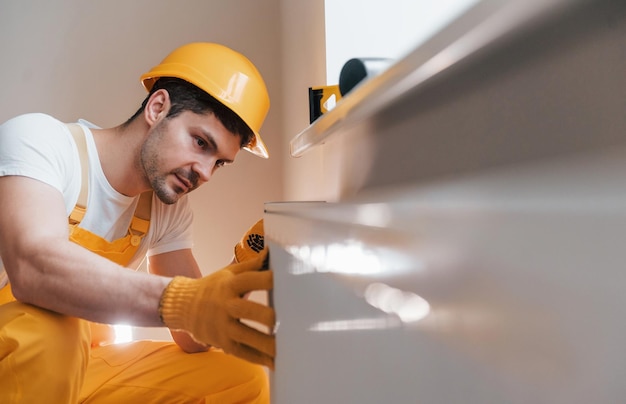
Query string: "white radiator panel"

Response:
xmin=266 ymin=148 xmax=626 ymax=403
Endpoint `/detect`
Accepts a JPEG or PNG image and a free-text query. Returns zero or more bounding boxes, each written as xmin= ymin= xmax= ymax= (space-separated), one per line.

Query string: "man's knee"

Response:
xmin=234 ymin=360 xmax=270 ymax=403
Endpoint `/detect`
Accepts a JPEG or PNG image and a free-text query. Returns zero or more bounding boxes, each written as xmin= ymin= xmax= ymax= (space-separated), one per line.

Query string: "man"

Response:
xmin=0 ymin=42 xmax=275 ymax=403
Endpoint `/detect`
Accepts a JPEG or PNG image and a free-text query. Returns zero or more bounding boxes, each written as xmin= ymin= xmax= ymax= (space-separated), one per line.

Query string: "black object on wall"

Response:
xmin=338 ymin=57 xmax=393 ymax=96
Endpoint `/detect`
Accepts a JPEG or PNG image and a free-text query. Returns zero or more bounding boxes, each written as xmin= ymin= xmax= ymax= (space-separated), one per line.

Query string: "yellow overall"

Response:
xmin=0 ymin=126 xmax=269 ymax=403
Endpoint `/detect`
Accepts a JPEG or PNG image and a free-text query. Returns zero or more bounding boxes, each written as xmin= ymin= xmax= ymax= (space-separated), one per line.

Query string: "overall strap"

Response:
xmin=65 ymin=123 xmax=152 ymax=228
xmin=67 ymin=124 xmax=89 ymax=226
xmin=67 ymin=124 xmax=89 ymax=208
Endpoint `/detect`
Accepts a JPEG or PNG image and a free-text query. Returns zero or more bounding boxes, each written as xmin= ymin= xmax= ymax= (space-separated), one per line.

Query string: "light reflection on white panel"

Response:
xmin=355 ymin=203 xmax=392 ymax=227
xmin=364 ymin=282 xmax=431 ymax=322
xmin=287 ymin=240 xmax=422 ymax=277
xmin=287 ymin=240 xmax=382 ymax=275
xmin=310 ymin=316 xmax=402 ymax=332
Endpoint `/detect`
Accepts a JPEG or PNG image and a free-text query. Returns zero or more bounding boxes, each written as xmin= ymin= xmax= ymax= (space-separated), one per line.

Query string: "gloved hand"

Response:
xmin=234 ymin=219 xmax=266 ymax=264
xmin=159 ymin=245 xmax=275 ymax=369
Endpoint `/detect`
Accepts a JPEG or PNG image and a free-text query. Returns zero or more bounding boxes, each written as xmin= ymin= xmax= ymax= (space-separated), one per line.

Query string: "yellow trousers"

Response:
xmin=0 ymin=285 xmax=269 ymax=403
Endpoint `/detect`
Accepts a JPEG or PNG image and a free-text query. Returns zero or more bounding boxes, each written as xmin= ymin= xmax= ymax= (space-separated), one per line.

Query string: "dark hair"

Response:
xmin=125 ymin=77 xmax=254 ymax=148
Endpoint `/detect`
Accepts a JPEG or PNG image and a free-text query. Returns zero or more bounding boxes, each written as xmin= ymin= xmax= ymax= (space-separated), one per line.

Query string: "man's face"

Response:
xmin=140 ymin=110 xmax=241 ymax=204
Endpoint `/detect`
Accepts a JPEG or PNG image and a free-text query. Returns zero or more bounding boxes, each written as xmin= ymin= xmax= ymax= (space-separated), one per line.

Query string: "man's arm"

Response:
xmin=0 ymin=175 xmax=170 ymax=326
xmin=148 ymin=249 xmax=209 ymax=353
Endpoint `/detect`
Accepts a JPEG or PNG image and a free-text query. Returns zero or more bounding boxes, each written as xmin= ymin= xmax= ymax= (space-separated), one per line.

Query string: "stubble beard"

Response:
xmin=140 ymin=123 xmax=180 ymax=205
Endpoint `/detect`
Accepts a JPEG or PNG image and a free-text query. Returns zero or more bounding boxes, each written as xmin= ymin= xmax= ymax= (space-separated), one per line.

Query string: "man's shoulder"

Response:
xmin=0 ymin=113 xmax=81 ymax=213
xmin=0 ymin=113 xmax=68 ymax=138
xmin=2 ymin=112 xmax=62 ymax=126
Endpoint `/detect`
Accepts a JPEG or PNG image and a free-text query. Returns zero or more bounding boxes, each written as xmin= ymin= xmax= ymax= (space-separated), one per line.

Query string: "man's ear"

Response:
xmin=144 ymin=89 xmax=171 ymax=126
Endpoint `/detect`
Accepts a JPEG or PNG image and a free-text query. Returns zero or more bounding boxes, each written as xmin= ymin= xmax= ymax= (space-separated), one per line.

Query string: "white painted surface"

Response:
xmin=267 ymin=147 xmax=626 ymax=403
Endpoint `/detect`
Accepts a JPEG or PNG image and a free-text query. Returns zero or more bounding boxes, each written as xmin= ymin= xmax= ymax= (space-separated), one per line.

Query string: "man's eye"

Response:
xmin=195 ymin=137 xmax=206 ymax=148
xmin=215 ymin=160 xmax=225 ymax=168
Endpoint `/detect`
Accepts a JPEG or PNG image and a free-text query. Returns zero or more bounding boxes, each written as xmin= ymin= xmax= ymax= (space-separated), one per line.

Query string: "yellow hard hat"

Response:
xmin=140 ymin=42 xmax=270 ymax=158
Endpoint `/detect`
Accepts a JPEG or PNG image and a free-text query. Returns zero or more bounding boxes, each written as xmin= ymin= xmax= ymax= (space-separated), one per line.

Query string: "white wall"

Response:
xmin=279 ymin=0 xmax=328 ymax=202
xmin=324 ymin=0 xmax=480 ymax=85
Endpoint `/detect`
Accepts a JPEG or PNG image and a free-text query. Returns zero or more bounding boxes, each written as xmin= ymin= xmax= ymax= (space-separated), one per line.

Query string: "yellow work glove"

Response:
xmin=234 ymin=219 xmax=266 ymax=264
xmin=159 ymin=243 xmax=275 ymax=369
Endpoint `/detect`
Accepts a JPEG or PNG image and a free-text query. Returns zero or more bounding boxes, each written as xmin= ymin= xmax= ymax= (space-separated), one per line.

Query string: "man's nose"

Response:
xmin=193 ymin=160 xmax=214 ymax=184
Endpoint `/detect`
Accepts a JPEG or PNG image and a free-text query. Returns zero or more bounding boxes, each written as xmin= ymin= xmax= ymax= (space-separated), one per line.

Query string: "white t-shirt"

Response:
xmin=0 ymin=113 xmax=194 ymax=287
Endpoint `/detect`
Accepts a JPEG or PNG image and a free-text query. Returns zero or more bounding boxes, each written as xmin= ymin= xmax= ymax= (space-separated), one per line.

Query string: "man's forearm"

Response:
xmin=6 ymin=238 xmax=169 ymax=327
